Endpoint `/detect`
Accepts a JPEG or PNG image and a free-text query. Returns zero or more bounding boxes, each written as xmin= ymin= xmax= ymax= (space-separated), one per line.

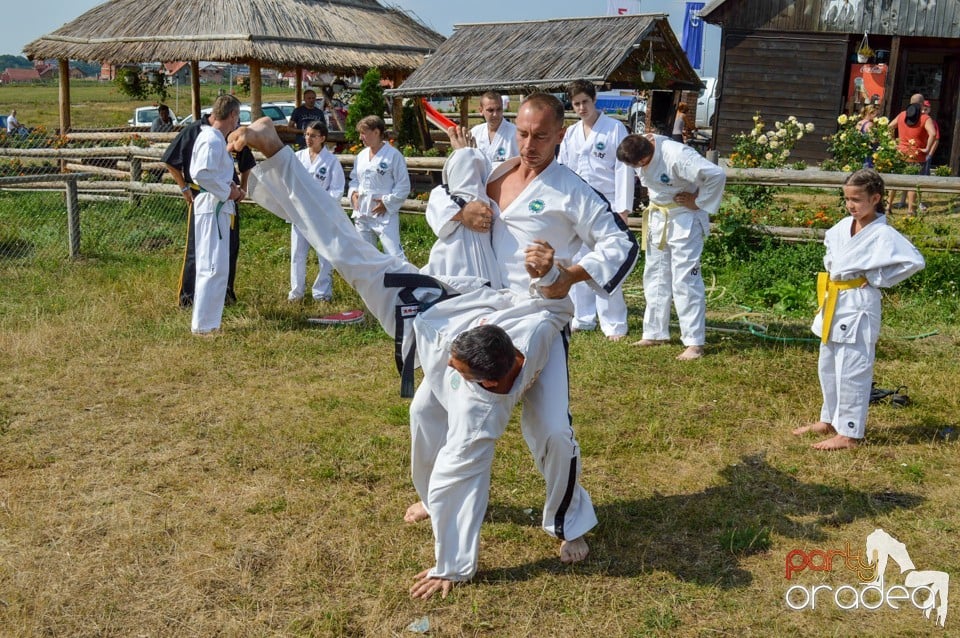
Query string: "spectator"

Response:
xmin=671 ymin=103 xmax=691 ymax=143
xmin=887 ymin=94 xmax=936 ymax=215
xmin=921 ymin=100 xmax=940 ymax=176
xmin=150 ymin=104 xmax=175 ymax=132
xmin=468 ymin=91 xmax=518 ymax=166
xmin=6 ymin=109 xmax=26 ymax=136
xmin=289 ymin=89 xmax=325 ymax=146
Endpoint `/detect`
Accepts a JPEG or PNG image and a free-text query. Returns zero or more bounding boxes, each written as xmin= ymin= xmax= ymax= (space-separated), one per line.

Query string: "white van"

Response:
xmin=696 ymin=77 xmax=717 ymax=129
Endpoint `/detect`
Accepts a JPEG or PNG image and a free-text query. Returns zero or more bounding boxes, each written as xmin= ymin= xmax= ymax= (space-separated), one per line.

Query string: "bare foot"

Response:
xmin=607 ymin=334 xmax=626 ymax=342
xmin=812 ymin=434 xmax=859 ymax=451
xmin=410 ymin=568 xmax=454 ymax=600
xmin=631 ymin=338 xmax=669 ymax=347
xmin=676 ymin=345 xmax=704 ymax=360
xmin=560 ymin=536 xmax=589 ymax=564
xmin=792 ymin=421 xmax=835 ymax=436
xmin=227 ymin=116 xmax=284 ymax=157
xmin=404 ymin=501 xmax=429 ymax=523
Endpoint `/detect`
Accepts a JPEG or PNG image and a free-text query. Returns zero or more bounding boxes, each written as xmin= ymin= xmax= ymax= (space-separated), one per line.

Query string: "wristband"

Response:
xmin=181 ymin=186 xmax=191 ymax=192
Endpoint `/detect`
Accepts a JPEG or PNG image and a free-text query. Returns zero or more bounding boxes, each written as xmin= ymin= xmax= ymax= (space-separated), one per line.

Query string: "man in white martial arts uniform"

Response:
xmin=348 ymin=115 xmax=410 ymax=259
xmin=422 ymin=94 xmax=639 ymax=565
xmin=617 ymin=133 xmax=726 ymax=360
xmin=190 ymin=95 xmax=245 ymax=335
xmin=228 ymin=117 xmax=572 ymax=600
xmin=558 ymin=80 xmax=635 ymax=340
xmin=289 ymin=120 xmax=345 ymax=301
xmin=469 ymin=91 xmax=519 ymax=167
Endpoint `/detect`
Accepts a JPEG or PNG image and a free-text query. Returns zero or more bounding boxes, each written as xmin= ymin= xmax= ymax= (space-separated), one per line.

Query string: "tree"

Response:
xmin=344 ymin=68 xmax=387 ymax=144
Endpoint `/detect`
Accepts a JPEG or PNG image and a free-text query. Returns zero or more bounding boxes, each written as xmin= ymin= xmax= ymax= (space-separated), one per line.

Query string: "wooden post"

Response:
xmin=58 ymin=59 xmax=71 ymax=134
xmin=190 ymin=60 xmax=201 ymax=120
xmin=129 ymin=156 xmax=141 ymax=206
xmin=885 ymin=36 xmax=902 ymax=116
xmin=66 ymin=177 xmax=80 ymax=259
xmin=459 ymin=95 xmax=470 ymax=128
xmin=250 ymin=63 xmax=262 ymax=119
xmin=295 ymin=67 xmax=303 ymax=106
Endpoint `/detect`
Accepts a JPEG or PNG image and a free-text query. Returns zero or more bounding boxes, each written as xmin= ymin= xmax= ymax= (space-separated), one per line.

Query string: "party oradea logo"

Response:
xmin=785 ymin=528 xmax=949 ymax=628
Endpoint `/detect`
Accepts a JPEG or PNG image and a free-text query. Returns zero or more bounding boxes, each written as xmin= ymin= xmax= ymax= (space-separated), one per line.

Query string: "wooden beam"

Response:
xmin=250 ymin=63 xmax=262 ymax=119
xmin=190 ymin=61 xmax=201 ymax=119
xmin=58 ymin=59 xmax=71 ymax=134
xmin=295 ymin=67 xmax=303 ymax=106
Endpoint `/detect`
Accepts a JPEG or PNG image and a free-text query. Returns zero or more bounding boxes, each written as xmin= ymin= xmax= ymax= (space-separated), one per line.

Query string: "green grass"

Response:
xmin=2 ymin=195 xmax=960 ymax=637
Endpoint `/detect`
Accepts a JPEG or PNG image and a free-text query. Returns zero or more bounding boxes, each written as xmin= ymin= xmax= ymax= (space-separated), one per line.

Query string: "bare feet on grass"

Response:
xmin=631 ymin=338 xmax=669 ymax=347
xmin=410 ymin=569 xmax=454 ymax=600
xmin=228 ymin=116 xmax=284 ymax=157
xmin=812 ymin=434 xmax=859 ymax=451
xmin=676 ymin=345 xmax=704 ymax=361
xmin=792 ymin=421 xmax=835 ymax=436
xmin=560 ymin=536 xmax=589 ymax=564
xmin=404 ymin=501 xmax=429 ymax=523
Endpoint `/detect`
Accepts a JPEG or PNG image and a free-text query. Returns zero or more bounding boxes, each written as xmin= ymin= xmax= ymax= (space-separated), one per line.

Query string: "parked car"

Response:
xmin=178 ymin=103 xmax=288 ymax=127
xmin=128 ymin=106 xmax=177 ymax=129
xmin=595 ymin=90 xmax=647 ymax=134
xmin=696 ymin=77 xmax=717 ymax=129
xmin=272 ymin=101 xmax=297 ymax=124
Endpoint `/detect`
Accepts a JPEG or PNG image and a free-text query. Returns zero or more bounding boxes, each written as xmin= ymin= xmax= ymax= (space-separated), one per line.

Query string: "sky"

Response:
xmin=4 ymin=0 xmax=720 ymax=77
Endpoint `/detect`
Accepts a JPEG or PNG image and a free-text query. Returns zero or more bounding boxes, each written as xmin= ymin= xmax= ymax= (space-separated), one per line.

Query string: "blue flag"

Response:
xmin=682 ymin=2 xmax=705 ymax=71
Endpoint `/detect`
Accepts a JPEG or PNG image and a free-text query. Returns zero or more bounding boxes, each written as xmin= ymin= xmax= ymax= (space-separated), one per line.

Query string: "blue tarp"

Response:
xmin=595 ymin=97 xmax=635 ymax=114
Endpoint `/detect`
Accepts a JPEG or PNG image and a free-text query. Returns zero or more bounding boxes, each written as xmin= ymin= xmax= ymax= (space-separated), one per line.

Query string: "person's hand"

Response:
xmin=350 ymin=192 xmax=360 ymax=210
xmin=524 ymin=240 xmax=555 ymax=278
xmin=229 ymin=184 xmax=245 ymax=201
xmin=409 ymin=569 xmax=454 ymax=600
xmin=371 ymin=198 xmax=387 ymax=216
xmin=460 ymin=201 xmax=493 ymax=232
xmin=446 ymin=126 xmax=475 ymax=150
xmin=618 ymin=210 xmax=630 ymax=224
xmin=181 ymin=188 xmax=194 ymax=204
xmin=673 ymin=190 xmax=698 ymax=209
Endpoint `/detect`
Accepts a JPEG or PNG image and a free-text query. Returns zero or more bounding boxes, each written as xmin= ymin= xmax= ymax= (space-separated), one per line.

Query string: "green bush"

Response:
xmin=344 ymin=68 xmax=387 ymax=144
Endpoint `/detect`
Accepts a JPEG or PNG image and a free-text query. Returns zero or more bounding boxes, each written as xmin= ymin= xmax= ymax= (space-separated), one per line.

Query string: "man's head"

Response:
xmin=303 ymin=90 xmax=318 ymax=108
xmin=910 ymin=93 xmax=924 ymax=105
xmin=210 ymin=95 xmax=241 ymax=131
xmin=158 ymin=104 xmax=170 ymax=120
xmin=515 ymin=93 xmax=565 ymax=172
xmin=568 ymin=80 xmax=598 ymax=123
xmin=449 ymin=324 xmax=516 ymax=384
xmin=479 ymin=91 xmax=505 ymax=129
xmin=616 ymin=134 xmax=655 ymax=168
xmin=922 ymin=99 xmax=932 ymax=115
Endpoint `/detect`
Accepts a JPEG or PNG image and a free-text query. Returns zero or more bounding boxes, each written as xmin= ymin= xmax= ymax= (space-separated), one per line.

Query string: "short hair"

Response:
xmin=617 ymin=134 xmax=655 ymax=165
xmin=158 ymin=103 xmax=170 ymax=113
xmin=450 ymin=324 xmax=516 ymax=382
xmin=567 ymin=80 xmax=596 ymax=101
xmin=519 ymin=92 xmax=565 ymax=127
xmin=210 ymin=94 xmax=240 ymax=121
xmin=303 ymin=90 xmax=317 ymax=99
xmin=356 ymin=114 xmax=385 ymax=134
xmin=480 ymin=91 xmax=502 ymax=105
xmin=306 ymin=120 xmax=329 ymax=137
xmin=844 ymin=168 xmax=886 ymax=214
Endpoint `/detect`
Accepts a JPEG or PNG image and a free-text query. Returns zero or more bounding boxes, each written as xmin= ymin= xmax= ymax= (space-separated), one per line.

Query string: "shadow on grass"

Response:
xmin=482 ymin=453 xmax=922 ymax=589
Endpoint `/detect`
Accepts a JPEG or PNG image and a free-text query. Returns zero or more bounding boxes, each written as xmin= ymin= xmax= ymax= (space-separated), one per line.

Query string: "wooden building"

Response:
xmin=702 ymin=0 xmax=960 ymax=173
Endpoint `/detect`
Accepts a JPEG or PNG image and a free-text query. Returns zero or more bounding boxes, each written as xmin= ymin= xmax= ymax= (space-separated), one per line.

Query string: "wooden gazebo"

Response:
xmin=22 ymin=0 xmax=444 ymax=133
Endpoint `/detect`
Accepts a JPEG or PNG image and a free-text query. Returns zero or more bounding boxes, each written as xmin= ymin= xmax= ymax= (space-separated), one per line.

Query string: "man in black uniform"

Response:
xmin=162 ymin=115 xmax=256 ymax=307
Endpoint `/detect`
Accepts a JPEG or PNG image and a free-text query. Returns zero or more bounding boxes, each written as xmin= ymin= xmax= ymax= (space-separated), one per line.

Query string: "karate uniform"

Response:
xmin=812 ymin=215 xmax=924 ymax=439
xmin=635 ymin=135 xmax=726 ymax=346
xmin=290 ymin=147 xmax=345 ymax=300
xmin=246 ymin=146 xmax=572 ymax=582
xmin=488 ymin=156 xmax=638 ymax=540
xmin=558 ymin=113 xmax=635 ymax=337
xmin=347 ymin=142 xmax=410 ymax=259
xmin=422 ymin=148 xmax=501 ymax=288
xmin=190 ymin=125 xmax=237 ymax=334
xmin=470 ymin=119 xmax=518 ymax=166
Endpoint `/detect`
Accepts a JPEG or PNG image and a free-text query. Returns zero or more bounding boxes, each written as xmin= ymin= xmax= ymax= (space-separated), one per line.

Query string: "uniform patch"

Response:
xmin=400 ymin=304 xmax=419 ymax=318
xmin=659 ymin=173 xmax=671 ymax=184
xmin=318 ymin=166 xmax=327 ymax=176
xmin=451 ymin=375 xmax=461 ymax=390
xmin=847 ymin=421 xmax=855 ymax=429
xmin=529 ymin=199 xmax=545 ymax=213
xmin=595 ymin=141 xmax=606 ymax=151
xmin=496 ymin=147 xmax=507 ymax=160
xmin=379 ymin=161 xmax=389 ymax=170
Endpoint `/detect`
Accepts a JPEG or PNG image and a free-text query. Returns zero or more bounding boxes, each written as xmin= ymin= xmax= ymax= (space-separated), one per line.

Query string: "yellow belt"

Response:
xmin=642 ymin=201 xmax=680 ymax=251
xmin=816 ymin=272 xmax=868 ymax=344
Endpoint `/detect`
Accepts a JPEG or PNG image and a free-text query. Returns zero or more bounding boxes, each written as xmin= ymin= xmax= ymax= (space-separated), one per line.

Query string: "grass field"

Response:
xmin=2 ymin=184 xmax=960 ymax=637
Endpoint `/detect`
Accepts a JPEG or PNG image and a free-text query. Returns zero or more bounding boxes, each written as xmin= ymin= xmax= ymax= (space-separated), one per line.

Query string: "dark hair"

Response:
xmin=480 ymin=91 xmax=502 ymax=105
xmin=306 ymin=120 xmax=329 ymax=137
xmin=450 ymin=324 xmax=516 ymax=382
xmin=210 ymin=94 xmax=240 ymax=121
xmin=567 ymin=80 xmax=596 ymax=101
xmin=519 ymin=92 xmax=565 ymax=127
xmin=158 ymin=103 xmax=170 ymax=113
xmin=844 ymin=168 xmax=886 ymax=214
xmin=616 ymin=134 xmax=655 ymax=165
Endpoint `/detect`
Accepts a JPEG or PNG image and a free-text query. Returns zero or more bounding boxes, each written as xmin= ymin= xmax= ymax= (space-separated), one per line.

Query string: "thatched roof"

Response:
xmin=388 ymin=14 xmax=703 ymax=97
xmin=23 ymin=0 xmax=444 ymax=74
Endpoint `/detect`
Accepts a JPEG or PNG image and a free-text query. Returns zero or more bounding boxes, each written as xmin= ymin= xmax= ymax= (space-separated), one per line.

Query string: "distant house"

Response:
xmin=164 ymin=62 xmax=190 ymax=84
xmin=702 ymin=0 xmax=960 ymax=172
xmin=1 ymin=68 xmax=42 ymax=84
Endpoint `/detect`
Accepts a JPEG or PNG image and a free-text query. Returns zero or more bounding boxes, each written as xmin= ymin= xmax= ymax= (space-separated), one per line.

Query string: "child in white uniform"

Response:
xmin=793 ymin=169 xmax=925 ymax=450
